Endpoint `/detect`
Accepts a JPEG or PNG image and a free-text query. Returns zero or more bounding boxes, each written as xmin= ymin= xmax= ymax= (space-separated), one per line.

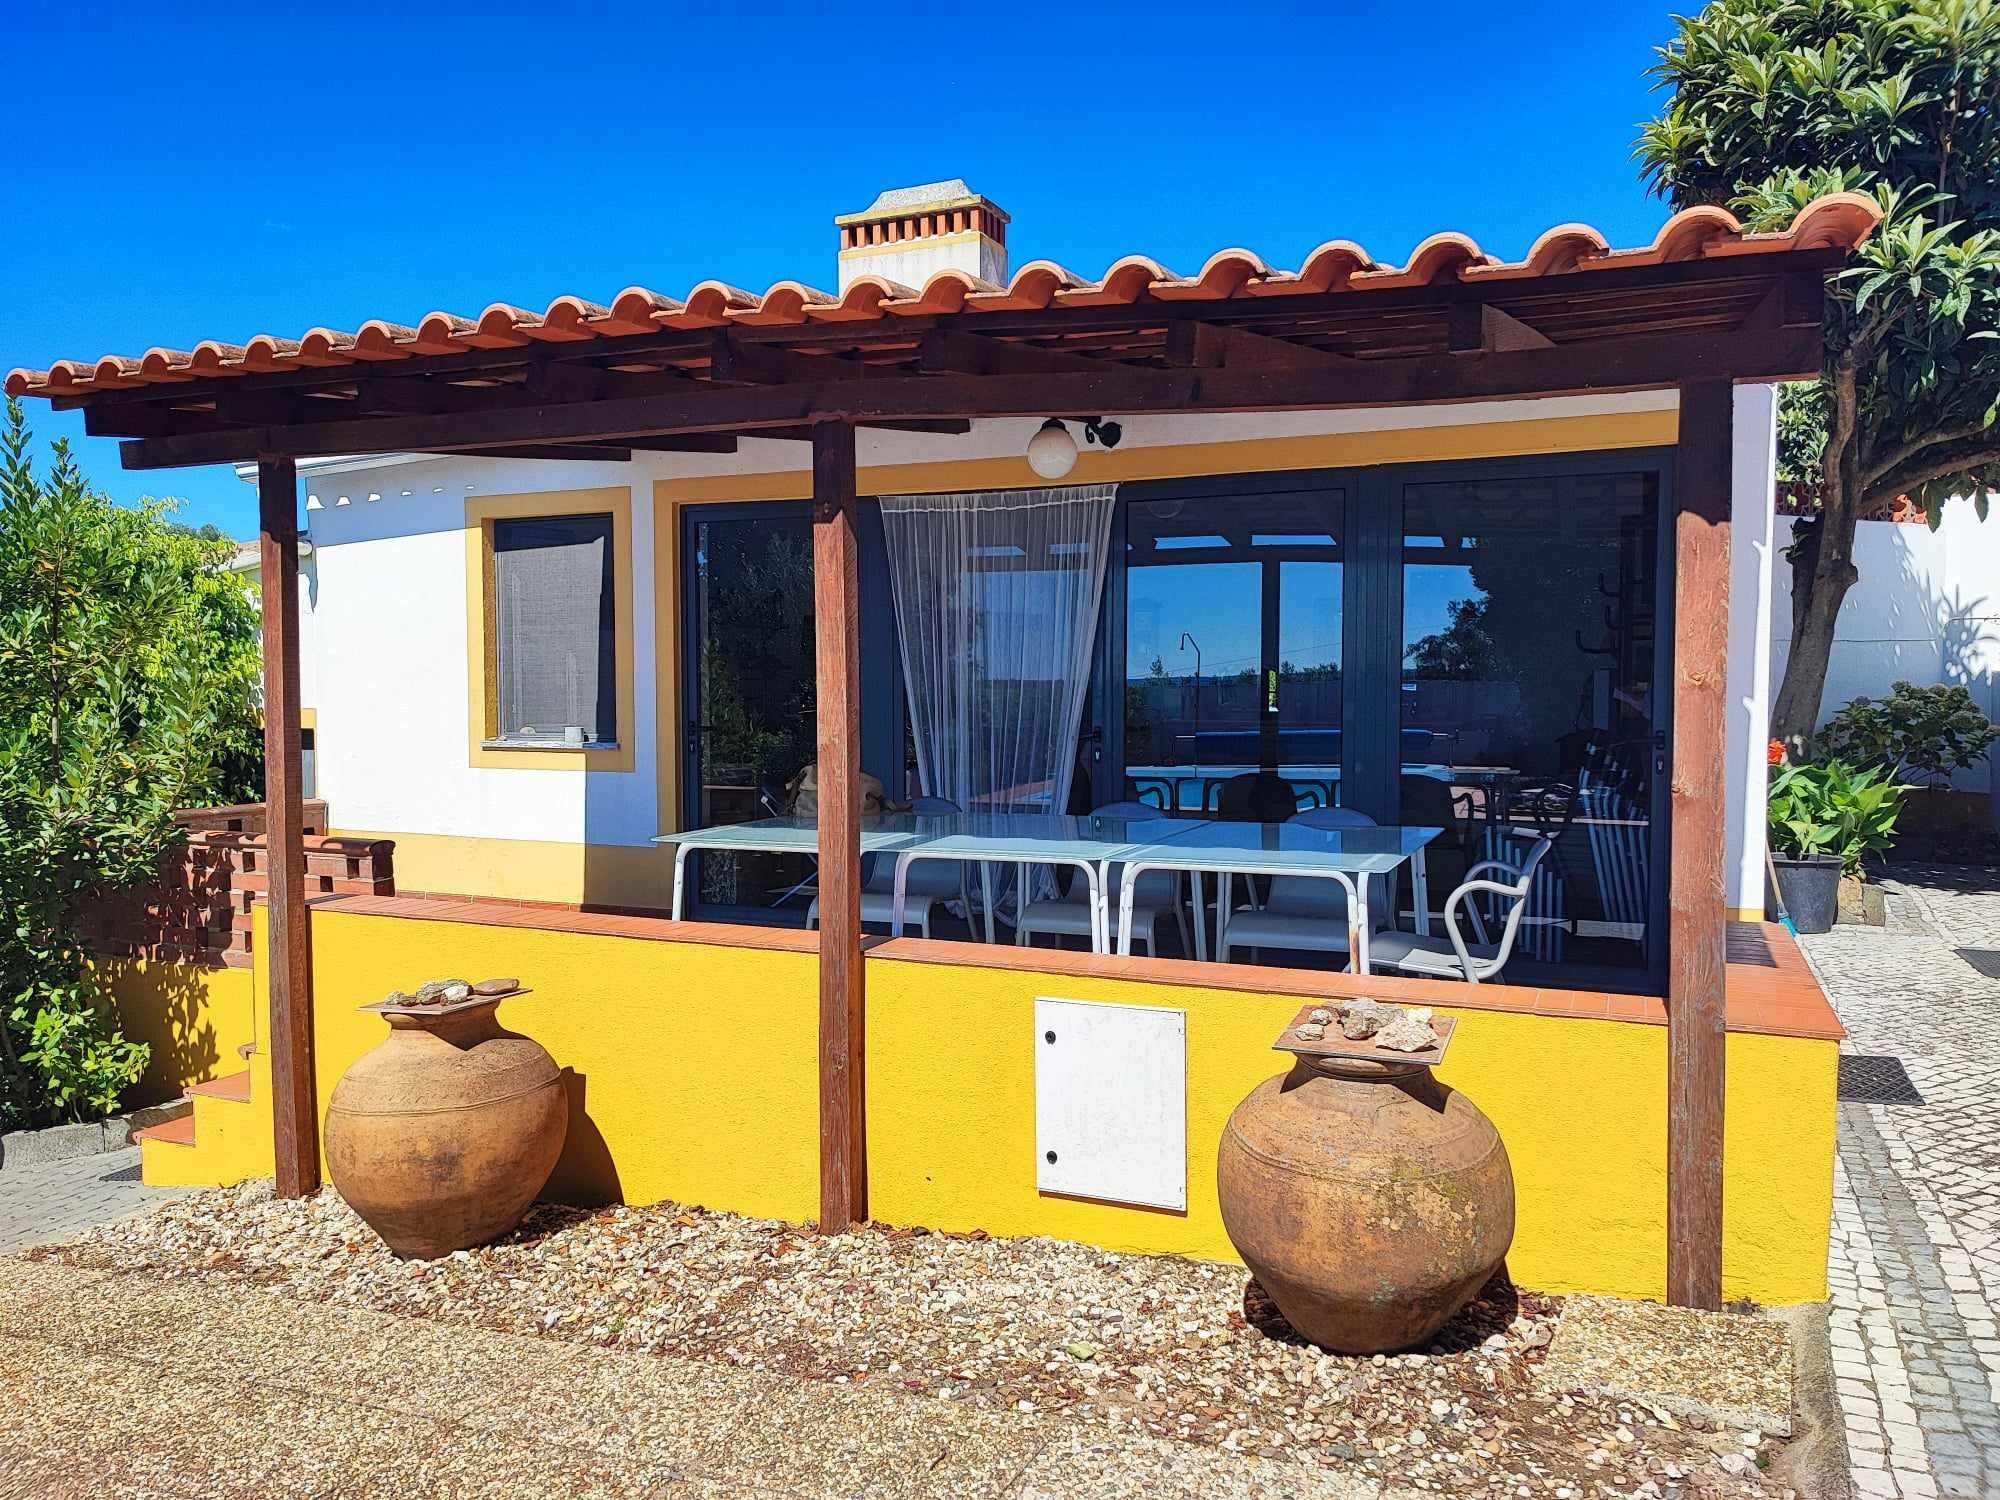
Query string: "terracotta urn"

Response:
xmin=325 ymin=984 xmax=566 ymax=1259
xmin=1217 ymin=1024 xmax=1514 ymax=1354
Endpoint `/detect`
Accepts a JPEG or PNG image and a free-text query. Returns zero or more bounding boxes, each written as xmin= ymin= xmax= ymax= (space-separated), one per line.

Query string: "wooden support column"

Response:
xmin=257 ymin=455 xmax=319 ymax=1199
xmin=811 ymin=421 xmax=866 ymax=1232
xmin=1667 ymin=382 xmax=1732 ymax=1308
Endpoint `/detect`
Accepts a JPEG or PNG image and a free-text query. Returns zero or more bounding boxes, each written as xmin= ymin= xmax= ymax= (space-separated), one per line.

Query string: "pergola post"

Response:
xmin=1666 ymin=382 xmax=1732 ymax=1308
xmin=811 ymin=420 xmax=866 ymax=1231
xmin=257 ymin=455 xmax=319 ymax=1199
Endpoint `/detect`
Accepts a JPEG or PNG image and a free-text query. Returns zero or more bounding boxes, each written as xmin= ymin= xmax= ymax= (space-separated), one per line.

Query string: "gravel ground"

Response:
xmin=37 ymin=1184 xmax=1799 ymax=1498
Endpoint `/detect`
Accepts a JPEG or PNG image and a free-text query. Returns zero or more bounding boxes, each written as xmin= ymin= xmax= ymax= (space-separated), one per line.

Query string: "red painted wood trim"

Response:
xmin=812 ymin=421 xmax=866 ymax=1232
xmin=258 ymin=455 xmax=320 ymax=1199
xmin=1666 ymin=381 xmax=1732 ymax=1309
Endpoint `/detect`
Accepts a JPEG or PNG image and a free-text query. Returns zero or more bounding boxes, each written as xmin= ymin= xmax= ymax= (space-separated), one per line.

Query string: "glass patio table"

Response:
xmin=655 ymin=814 xmax=937 ymax=921
xmin=1110 ymin=821 xmax=1443 ymax=973
xmin=887 ymin=812 xmax=1207 ymax=952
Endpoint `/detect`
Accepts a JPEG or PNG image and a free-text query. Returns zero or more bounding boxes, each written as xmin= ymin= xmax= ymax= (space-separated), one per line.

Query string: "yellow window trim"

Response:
xmin=648 ymin=408 xmax=1677 ymax=506
xmin=465 ymin=486 xmax=636 ymax=773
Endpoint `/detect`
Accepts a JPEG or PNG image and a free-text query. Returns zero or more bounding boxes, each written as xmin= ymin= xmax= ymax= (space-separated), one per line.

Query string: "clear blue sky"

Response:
xmin=4 ymin=2 xmax=1683 ymax=539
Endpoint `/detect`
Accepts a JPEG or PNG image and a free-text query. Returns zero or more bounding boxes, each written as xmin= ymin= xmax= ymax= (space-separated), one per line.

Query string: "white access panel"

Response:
xmin=1034 ymin=997 xmax=1187 ymax=1211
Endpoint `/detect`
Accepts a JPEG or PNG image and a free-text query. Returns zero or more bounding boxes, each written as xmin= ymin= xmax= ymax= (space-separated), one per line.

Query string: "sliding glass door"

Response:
xmin=1115 ymin=476 xmax=1345 ymax=814
xmin=679 ymin=502 xmax=900 ymax=920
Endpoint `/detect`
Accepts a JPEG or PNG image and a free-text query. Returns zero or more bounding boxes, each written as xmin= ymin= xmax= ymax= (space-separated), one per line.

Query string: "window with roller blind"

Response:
xmin=489 ymin=513 xmax=618 ymax=745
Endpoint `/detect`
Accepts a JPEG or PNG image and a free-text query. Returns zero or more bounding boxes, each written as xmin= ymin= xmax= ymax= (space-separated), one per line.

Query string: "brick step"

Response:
xmin=189 ymin=1070 xmax=251 ymax=1103
xmin=133 ymin=1114 xmax=196 ymax=1148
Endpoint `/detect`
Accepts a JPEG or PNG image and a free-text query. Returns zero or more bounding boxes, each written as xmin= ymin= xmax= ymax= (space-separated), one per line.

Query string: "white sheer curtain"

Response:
xmin=879 ymin=484 xmax=1118 ymax=818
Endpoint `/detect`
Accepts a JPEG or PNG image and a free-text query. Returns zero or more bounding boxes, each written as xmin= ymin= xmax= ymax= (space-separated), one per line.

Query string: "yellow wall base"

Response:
xmin=97 ymin=957 xmax=257 ymax=1105
xmin=125 ymin=907 xmax=1835 ymax=1305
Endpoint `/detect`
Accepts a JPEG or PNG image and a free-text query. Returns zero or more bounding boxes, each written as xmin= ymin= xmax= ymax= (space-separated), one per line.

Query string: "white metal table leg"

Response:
xmin=980 ymin=862 xmax=996 ymax=944
xmin=891 ymin=853 xmax=912 ymax=937
xmin=673 ymin=844 xmax=690 ymax=920
xmin=1217 ymin=871 xmax=1233 ymax=958
xmin=1188 ymin=871 xmax=1207 ymax=962
xmin=1412 ymin=848 xmax=1432 ymax=936
xmin=1345 ymin=872 xmax=1370 ymax=974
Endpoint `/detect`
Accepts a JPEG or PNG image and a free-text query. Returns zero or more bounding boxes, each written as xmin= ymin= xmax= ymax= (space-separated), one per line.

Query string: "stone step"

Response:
xmin=132 ymin=1114 xmax=196 ymax=1148
xmin=189 ymin=1071 xmax=251 ymax=1104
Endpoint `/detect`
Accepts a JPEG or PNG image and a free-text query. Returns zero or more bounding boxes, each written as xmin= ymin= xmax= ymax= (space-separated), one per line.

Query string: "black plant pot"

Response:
xmin=1771 ymin=854 xmax=1842 ymax=935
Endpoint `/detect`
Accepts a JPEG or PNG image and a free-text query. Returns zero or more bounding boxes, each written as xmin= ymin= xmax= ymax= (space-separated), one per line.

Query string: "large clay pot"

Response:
xmin=325 ymin=993 xmax=566 ymax=1259
xmin=1218 ymin=1053 xmax=1514 ymax=1354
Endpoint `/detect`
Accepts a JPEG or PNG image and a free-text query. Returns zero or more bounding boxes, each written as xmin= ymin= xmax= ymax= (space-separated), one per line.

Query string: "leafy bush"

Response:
xmin=0 ymin=398 xmax=264 ymax=1129
xmin=1767 ymin=760 xmax=1909 ymax=877
xmin=1817 ymin=681 xmax=2000 ymax=787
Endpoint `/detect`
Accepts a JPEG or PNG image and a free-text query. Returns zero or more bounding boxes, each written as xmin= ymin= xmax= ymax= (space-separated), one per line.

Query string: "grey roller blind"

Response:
xmin=492 ymin=514 xmax=616 ymax=743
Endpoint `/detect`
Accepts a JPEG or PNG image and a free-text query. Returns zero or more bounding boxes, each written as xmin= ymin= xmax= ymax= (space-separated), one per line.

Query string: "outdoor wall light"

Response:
xmin=1027 ymin=418 xmax=1078 ymax=479
xmin=1083 ymin=417 xmax=1123 ymax=449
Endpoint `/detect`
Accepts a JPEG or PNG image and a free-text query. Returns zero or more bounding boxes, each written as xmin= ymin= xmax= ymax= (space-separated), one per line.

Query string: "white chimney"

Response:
xmin=835 ymin=180 xmax=1009 ymax=293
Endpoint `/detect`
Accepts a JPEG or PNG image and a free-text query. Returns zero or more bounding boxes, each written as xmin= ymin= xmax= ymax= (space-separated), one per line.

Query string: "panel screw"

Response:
xmin=1045 ymin=1150 xmax=1058 ymax=1164
xmin=1044 ymin=1030 xmax=1056 ymax=1044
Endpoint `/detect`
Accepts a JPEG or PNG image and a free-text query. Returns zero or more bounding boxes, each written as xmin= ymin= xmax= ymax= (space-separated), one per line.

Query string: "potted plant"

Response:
xmin=1818 ymin=683 xmax=2000 ymax=861
xmin=1766 ymin=757 xmax=1907 ymax=934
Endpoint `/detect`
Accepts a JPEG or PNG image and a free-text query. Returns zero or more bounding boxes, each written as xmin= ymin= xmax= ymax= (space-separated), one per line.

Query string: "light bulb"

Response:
xmin=1026 ymin=419 xmax=1078 ymax=480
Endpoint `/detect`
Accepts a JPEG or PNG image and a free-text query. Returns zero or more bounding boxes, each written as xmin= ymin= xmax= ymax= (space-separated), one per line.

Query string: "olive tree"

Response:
xmin=1637 ymin=0 xmax=2000 ymax=745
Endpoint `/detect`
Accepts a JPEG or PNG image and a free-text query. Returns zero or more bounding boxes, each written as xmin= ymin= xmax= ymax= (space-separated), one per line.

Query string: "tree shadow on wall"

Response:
xmin=99 ymin=956 xmax=228 ymax=1109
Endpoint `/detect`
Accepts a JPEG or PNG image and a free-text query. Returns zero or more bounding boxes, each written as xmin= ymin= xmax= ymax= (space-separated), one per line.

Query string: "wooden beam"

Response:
xmin=1163 ymin=320 xmax=1356 ymax=369
xmin=1446 ymin=304 xmax=1556 ymax=353
xmin=709 ymin=331 xmax=857 ymax=385
xmin=918 ymin=328 xmax=1107 ymax=376
xmin=1666 ymin=379 xmax=1732 ymax=1310
xmin=447 ymin=444 xmax=635 ymax=461
xmin=257 ymin=456 xmax=319 ymax=1201
xmin=116 ymin=325 xmax=1826 ymax=470
xmin=812 ymin=420 xmax=866 ymax=1234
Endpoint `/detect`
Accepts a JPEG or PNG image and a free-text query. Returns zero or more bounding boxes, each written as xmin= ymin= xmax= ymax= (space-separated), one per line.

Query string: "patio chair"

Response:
xmin=1216 ymin=808 xmax=1388 ymax=964
xmin=1015 ymin=801 xmax=1192 ymax=955
xmin=807 ymin=795 xmax=969 ymax=939
xmin=1209 ymin=771 xmax=1318 ymax=821
xmin=1366 ymin=829 xmax=1555 ymax=984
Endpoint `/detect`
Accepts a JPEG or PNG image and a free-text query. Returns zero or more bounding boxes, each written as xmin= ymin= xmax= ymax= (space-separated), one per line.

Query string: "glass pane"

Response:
xmin=492 ymin=514 xmax=615 ymax=742
xmin=692 ymin=514 xmax=817 ymax=914
xmin=1122 ymin=488 xmax=1342 ymax=816
xmin=1400 ymin=471 xmax=1659 ymax=974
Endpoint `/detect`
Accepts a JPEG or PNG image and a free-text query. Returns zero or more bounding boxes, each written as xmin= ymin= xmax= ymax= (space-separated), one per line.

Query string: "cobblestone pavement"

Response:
xmin=0 ymin=1146 xmax=187 ymax=1253
xmin=1803 ymin=865 xmax=2000 ymax=1500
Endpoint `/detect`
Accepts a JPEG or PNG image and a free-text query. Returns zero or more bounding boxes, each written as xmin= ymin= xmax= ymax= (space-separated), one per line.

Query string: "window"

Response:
xmin=490 ymin=513 xmax=617 ymax=745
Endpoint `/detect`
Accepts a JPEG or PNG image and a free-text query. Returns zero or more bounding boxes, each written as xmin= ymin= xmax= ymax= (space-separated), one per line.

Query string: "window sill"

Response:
xmin=482 ymin=738 xmax=622 ymax=753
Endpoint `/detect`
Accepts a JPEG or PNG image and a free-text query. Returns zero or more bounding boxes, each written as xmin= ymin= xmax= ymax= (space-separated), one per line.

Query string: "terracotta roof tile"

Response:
xmin=3 ymin=194 xmax=1882 ymax=400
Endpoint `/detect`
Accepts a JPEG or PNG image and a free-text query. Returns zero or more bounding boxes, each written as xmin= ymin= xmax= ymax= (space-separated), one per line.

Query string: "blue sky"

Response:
xmin=5 ymin=2 xmax=1680 ymax=538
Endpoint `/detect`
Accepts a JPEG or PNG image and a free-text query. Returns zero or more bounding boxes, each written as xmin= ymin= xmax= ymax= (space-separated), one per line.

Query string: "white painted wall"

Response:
xmin=1725 ymin=385 xmax=1778 ymax=915
xmin=1770 ymin=502 xmax=2000 ymax=793
xmin=283 ymin=390 xmax=1786 ymax=890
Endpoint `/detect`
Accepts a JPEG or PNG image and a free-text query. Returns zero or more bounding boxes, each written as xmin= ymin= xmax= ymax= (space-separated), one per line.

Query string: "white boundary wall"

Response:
xmin=1771 ymin=503 xmax=2000 ymax=795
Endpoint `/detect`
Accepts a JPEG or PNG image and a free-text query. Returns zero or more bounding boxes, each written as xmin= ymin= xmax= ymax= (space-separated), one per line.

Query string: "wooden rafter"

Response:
xmin=1164 ymin=320 xmax=1356 ymax=370
xmin=918 ymin=328 xmax=1107 ymax=376
xmin=118 ymin=324 xmax=1826 ymax=470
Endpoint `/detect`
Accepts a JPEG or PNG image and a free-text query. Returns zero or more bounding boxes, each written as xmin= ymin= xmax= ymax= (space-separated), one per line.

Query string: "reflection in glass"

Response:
xmin=1400 ymin=472 xmax=1659 ymax=973
xmin=691 ymin=515 xmax=818 ymax=912
xmin=1123 ymin=489 xmax=1343 ymax=816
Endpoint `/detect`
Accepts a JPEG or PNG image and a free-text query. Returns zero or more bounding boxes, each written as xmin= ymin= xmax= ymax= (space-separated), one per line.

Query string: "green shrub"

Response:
xmin=1767 ymin=759 xmax=1908 ymax=878
xmin=0 ymin=397 xmax=264 ymax=1129
xmin=1818 ymin=682 xmax=2000 ymax=788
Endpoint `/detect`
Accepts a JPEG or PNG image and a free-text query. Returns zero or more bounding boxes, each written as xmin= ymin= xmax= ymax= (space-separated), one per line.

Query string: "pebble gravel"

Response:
xmin=39 ymin=1183 xmax=1803 ymax=1498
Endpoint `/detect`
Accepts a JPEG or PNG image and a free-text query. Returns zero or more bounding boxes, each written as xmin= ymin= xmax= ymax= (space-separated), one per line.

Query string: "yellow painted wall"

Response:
xmin=97 ymin=957 xmax=257 ymax=1104
xmin=131 ymin=906 xmax=1834 ymax=1305
xmin=305 ymin=911 xmax=819 ymax=1220
xmin=338 ymin=828 xmax=677 ymax=911
xmin=865 ymin=956 xmax=1836 ymax=1305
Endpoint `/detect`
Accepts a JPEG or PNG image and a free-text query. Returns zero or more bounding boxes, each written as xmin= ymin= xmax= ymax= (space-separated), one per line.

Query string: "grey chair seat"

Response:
xmin=1017 ymin=894 xmax=1179 ymax=953
xmin=1367 ymin=929 xmax=1503 ymax=977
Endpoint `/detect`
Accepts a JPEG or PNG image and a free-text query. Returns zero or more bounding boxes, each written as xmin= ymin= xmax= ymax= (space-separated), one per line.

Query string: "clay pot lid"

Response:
xmin=361 ymin=985 xmax=531 ymax=1018
xmin=1274 ymin=1002 xmax=1455 ymax=1069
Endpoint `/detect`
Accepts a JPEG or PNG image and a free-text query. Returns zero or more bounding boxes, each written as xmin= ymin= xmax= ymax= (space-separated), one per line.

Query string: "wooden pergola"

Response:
xmin=6 ymin=193 xmax=1880 ymax=1308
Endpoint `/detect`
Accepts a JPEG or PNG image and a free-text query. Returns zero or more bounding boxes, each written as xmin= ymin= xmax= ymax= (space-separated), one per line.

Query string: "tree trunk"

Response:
xmin=1771 ymin=490 xmax=1861 ymax=747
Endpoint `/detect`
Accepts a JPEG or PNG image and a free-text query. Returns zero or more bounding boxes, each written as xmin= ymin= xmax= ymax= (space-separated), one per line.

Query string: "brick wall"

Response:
xmin=82 ymin=803 xmax=393 ymax=970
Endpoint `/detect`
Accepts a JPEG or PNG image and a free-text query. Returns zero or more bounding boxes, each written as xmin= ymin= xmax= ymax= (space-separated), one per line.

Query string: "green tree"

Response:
xmin=1637 ymin=0 xmax=2000 ymax=744
xmin=0 ymin=398 xmax=263 ymax=1127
